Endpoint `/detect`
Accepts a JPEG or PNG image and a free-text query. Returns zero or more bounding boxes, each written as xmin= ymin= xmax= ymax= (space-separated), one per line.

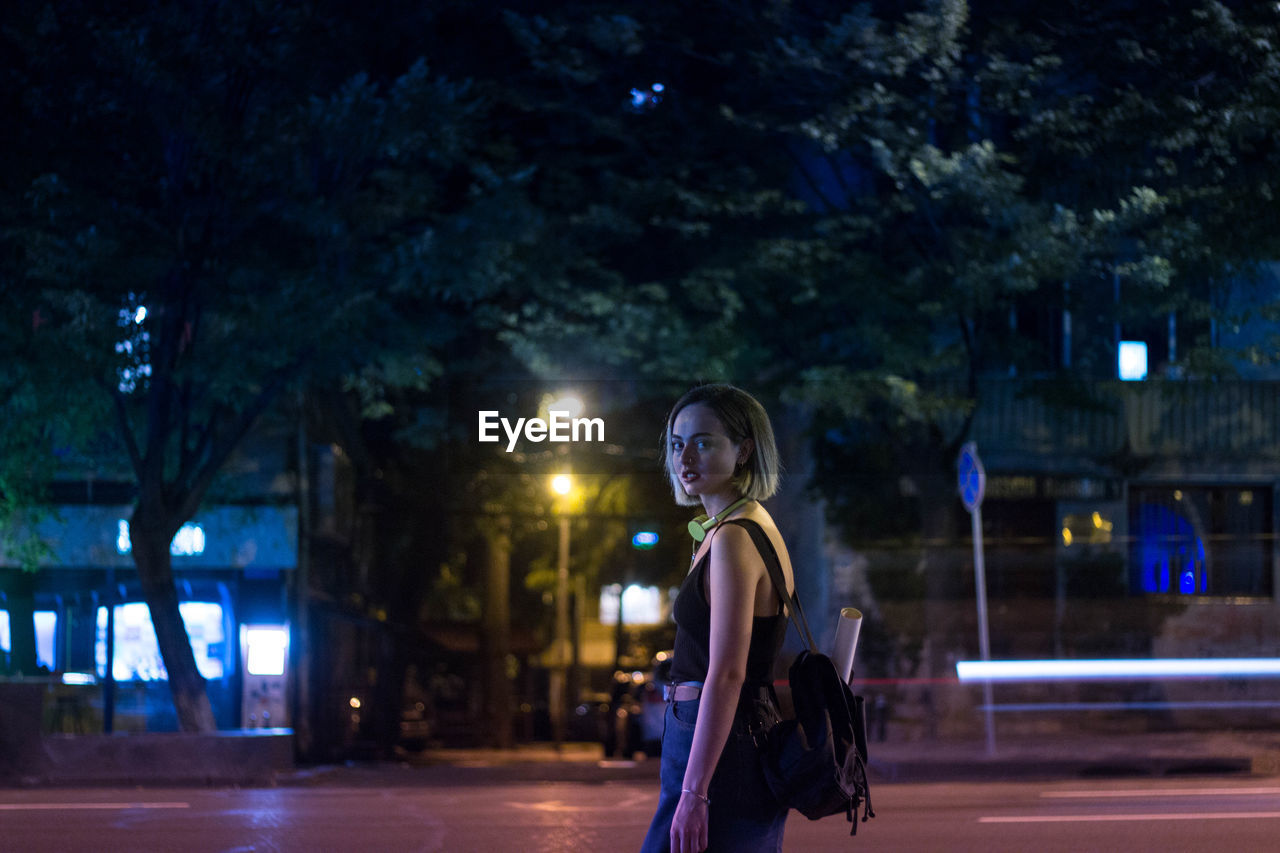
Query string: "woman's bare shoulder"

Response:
xmin=739 ymin=507 xmax=789 ymax=553
xmin=709 ymin=519 xmax=762 ymax=563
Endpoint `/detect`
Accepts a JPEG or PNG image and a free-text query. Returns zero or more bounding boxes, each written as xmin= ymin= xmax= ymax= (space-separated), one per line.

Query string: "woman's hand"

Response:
xmin=670 ymin=789 xmax=710 ymax=853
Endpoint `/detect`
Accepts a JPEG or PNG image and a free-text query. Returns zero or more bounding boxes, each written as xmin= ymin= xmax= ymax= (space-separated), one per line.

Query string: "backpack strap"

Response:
xmin=722 ymin=518 xmax=818 ymax=652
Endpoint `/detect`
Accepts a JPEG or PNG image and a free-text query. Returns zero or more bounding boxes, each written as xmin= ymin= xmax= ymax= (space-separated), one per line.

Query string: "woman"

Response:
xmin=640 ymin=383 xmax=793 ymax=853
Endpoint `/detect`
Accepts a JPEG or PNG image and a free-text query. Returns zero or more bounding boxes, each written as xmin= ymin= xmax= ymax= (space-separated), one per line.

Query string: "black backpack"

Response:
xmin=736 ymin=520 xmax=875 ymax=835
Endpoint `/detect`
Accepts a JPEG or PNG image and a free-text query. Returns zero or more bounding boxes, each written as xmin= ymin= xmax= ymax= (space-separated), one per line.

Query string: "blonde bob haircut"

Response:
xmin=663 ymin=383 xmax=782 ymax=507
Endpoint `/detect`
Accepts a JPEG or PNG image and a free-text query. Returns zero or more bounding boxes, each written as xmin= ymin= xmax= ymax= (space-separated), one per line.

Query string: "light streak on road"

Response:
xmin=1042 ymin=787 xmax=1280 ymax=799
xmin=957 ymin=657 xmax=1280 ymax=681
xmin=0 ymin=802 xmax=190 ymax=811
xmin=980 ymin=811 xmax=1280 ymax=823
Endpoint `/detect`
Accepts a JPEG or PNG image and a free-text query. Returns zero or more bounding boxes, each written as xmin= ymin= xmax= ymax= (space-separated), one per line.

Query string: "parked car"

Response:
xmin=602 ymin=651 xmax=673 ymax=758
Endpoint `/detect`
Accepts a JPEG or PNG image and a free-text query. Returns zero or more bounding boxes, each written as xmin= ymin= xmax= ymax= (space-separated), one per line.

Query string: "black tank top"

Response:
xmin=669 ymin=518 xmax=788 ymax=685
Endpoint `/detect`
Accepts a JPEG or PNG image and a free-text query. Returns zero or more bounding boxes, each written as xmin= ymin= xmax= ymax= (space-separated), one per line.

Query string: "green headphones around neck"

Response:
xmin=688 ymin=496 xmax=751 ymax=542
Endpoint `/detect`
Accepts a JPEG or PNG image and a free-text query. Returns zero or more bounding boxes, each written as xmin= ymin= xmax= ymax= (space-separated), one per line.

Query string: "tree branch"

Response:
xmin=175 ymin=352 xmax=312 ymax=523
xmin=782 ymin=142 xmax=846 ymax=213
xmin=104 ymin=381 xmax=145 ymax=480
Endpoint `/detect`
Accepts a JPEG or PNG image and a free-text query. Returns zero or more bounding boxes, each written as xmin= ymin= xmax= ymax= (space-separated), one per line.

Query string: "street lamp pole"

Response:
xmin=545 ymin=399 xmax=581 ymax=750
xmin=550 ymin=513 xmax=570 ymax=749
xmin=548 ymin=472 xmax=574 ymax=750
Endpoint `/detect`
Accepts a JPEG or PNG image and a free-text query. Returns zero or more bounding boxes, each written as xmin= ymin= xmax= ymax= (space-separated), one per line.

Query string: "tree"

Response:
xmin=9 ymin=0 xmax=1279 ymax=733
xmin=2 ymin=1 xmax=529 ymax=730
xmin=432 ymin=0 xmax=1280 ymax=669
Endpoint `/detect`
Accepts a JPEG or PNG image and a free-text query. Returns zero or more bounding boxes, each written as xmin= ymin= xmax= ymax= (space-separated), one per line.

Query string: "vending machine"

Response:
xmin=240 ymin=624 xmax=290 ymax=728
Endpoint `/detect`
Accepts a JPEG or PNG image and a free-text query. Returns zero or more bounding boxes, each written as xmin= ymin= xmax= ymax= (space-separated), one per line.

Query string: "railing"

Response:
xmin=968 ymin=379 xmax=1280 ymax=464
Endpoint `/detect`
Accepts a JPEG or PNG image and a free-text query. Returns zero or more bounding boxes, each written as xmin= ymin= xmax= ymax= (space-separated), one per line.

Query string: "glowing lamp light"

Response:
xmin=61 ymin=672 xmax=97 ymax=686
xmin=1118 ymin=340 xmax=1148 ymax=380
xmin=548 ymin=394 xmax=584 ymax=419
xmin=632 ymin=531 xmax=659 ymax=549
xmin=956 ymin=658 xmax=1280 ymax=682
xmin=244 ymin=626 xmax=289 ymax=676
xmin=550 ymin=474 xmax=573 ymax=496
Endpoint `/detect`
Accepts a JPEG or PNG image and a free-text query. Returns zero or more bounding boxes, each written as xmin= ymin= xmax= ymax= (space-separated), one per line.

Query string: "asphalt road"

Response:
xmin=4 ymin=774 xmax=1280 ymax=851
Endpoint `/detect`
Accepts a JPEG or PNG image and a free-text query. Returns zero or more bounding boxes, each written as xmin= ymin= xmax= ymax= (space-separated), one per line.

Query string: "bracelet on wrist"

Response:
xmin=681 ymin=788 xmax=710 ymax=806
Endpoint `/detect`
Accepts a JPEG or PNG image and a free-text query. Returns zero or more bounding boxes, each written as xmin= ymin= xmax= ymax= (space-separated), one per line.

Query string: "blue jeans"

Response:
xmin=640 ymin=691 xmax=787 ymax=852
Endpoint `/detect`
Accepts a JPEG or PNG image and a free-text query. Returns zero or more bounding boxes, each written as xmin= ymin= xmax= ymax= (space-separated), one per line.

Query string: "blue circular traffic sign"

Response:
xmin=958 ymin=442 xmax=985 ymax=512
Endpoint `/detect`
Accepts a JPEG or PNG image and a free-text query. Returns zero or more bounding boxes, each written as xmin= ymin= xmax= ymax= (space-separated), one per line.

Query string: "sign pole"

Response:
xmin=958 ymin=442 xmax=996 ymax=755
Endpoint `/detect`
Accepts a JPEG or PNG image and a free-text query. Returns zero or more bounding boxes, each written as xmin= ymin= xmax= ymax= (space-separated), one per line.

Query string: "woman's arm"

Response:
xmin=669 ymin=523 xmax=764 ymax=853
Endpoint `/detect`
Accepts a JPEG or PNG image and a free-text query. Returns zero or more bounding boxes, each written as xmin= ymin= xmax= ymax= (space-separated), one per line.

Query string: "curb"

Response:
xmin=867 ymin=754 xmax=1257 ymax=784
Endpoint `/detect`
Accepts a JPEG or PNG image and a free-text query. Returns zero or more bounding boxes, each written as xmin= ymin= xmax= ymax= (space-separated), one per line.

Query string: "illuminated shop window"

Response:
xmin=1133 ymin=503 xmax=1205 ymax=593
xmin=95 ymin=601 xmax=226 ymax=681
xmin=35 ymin=611 xmax=56 ymax=671
xmin=0 ymin=610 xmax=59 ymax=671
xmin=1130 ymin=486 xmax=1272 ymax=596
xmin=599 ymin=584 xmax=664 ymax=626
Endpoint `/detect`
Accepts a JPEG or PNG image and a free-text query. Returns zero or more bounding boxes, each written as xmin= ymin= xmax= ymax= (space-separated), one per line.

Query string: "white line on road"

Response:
xmin=0 ymin=802 xmax=190 ymax=811
xmin=1042 ymin=787 xmax=1280 ymax=799
xmin=981 ymin=811 xmax=1280 ymax=824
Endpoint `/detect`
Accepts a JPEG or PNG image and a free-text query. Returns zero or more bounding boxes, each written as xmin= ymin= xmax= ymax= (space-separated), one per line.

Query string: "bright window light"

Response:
xmin=244 ymin=626 xmax=289 ymax=676
xmin=0 ymin=611 xmax=57 ymax=671
xmin=171 ymin=524 xmax=206 ymax=556
xmin=957 ymin=658 xmax=1280 ymax=682
xmin=599 ymin=584 xmax=664 ymax=626
xmin=115 ymin=520 xmax=206 ymax=556
xmin=599 ymin=584 xmax=621 ymax=625
xmin=34 ymin=611 xmax=56 ymax=671
xmin=621 ymin=584 xmax=662 ymax=625
xmin=1118 ymin=340 xmax=1148 ymax=380
xmin=95 ymin=601 xmax=225 ymax=681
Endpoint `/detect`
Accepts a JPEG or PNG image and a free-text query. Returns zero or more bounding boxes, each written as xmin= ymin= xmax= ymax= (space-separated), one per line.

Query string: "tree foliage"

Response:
xmin=5 ymin=0 xmax=1280 ymax=720
xmin=2 ymin=0 xmax=532 ymax=729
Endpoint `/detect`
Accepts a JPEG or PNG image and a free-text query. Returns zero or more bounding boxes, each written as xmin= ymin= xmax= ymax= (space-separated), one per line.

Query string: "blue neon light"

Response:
xmin=1134 ymin=503 xmax=1206 ymax=594
xmin=632 ymin=531 xmax=659 ymax=549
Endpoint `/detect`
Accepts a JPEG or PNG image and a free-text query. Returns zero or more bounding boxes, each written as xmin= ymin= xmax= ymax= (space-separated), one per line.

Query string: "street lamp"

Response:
xmin=547 ymin=394 xmax=584 ymax=420
xmin=548 ymin=472 xmax=574 ymax=749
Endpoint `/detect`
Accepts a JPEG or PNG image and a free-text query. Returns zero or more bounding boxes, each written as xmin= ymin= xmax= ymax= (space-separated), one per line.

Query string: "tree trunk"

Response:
xmin=770 ymin=403 xmax=832 ymax=650
xmin=0 ymin=570 xmax=38 ymax=675
xmin=131 ymin=506 xmax=217 ymax=732
xmin=480 ymin=516 xmax=513 ymax=748
xmin=291 ymin=408 xmax=315 ymax=760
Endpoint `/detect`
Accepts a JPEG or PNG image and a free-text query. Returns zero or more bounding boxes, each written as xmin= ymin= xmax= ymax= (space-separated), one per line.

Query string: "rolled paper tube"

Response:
xmin=830 ymin=607 xmax=863 ymax=685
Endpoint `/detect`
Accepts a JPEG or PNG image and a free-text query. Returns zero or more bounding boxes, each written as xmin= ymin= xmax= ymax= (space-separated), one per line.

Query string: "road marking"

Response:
xmin=0 ymin=802 xmax=190 ymax=811
xmin=1043 ymin=787 xmax=1280 ymax=799
xmin=981 ymin=811 xmax=1280 ymax=824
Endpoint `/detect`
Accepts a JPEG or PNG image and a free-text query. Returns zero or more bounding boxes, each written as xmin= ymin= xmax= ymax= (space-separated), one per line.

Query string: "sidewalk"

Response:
xmin=9 ymin=726 xmax=1278 ymax=789
xmin=280 ymin=728 xmax=1280 ymax=788
xmin=866 ymin=728 xmax=1280 ymax=782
